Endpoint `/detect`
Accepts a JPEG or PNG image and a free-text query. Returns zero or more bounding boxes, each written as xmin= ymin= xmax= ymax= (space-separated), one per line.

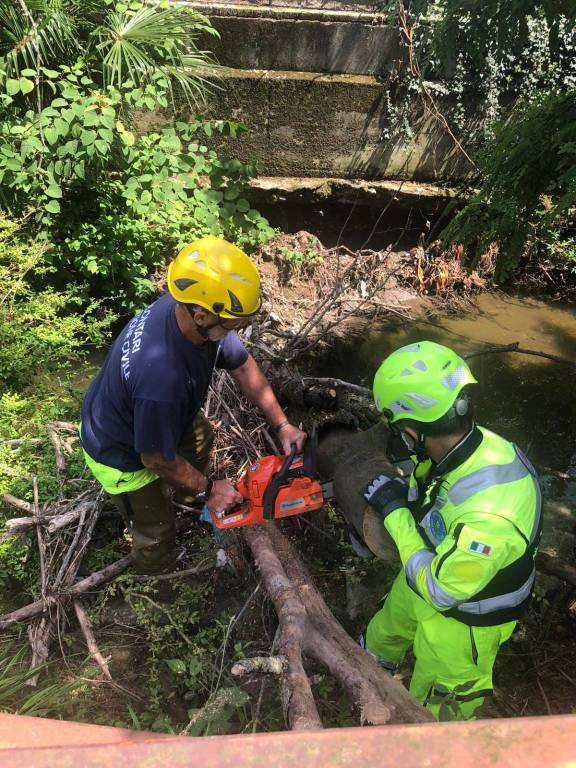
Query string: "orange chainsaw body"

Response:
xmin=210 ymin=451 xmax=327 ymax=530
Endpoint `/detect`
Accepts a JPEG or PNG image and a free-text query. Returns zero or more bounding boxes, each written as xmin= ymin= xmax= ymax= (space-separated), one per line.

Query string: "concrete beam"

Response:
xmin=248 ymin=175 xmax=462 ymax=212
xmin=193 ymin=68 xmax=478 ymax=183
xmin=188 ymin=1 xmax=400 ymax=75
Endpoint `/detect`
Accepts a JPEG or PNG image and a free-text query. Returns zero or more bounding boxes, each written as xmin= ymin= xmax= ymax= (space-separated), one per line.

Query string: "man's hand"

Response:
xmin=277 ymin=423 xmax=307 ymax=455
xmin=363 ymin=474 xmax=408 ymax=520
xmin=207 ymin=479 xmax=243 ymax=516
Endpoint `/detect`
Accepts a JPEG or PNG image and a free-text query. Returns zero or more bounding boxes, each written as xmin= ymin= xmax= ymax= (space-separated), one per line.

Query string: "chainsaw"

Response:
xmin=209 ymin=429 xmax=334 ymax=530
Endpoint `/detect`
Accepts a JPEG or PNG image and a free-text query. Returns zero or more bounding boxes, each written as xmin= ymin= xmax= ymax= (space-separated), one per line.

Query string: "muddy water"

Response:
xmin=319 ymin=293 xmax=576 ymax=470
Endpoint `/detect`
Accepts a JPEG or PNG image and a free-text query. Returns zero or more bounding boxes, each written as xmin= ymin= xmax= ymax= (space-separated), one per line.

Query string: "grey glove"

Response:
xmin=363 ymin=474 xmax=408 ymax=519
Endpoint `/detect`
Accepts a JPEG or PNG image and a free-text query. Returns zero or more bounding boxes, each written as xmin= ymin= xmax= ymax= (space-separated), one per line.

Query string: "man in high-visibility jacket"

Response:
xmin=363 ymin=341 xmax=542 ymax=719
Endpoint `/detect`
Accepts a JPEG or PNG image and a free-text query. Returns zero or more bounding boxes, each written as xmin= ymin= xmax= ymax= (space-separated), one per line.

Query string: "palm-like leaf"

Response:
xmin=94 ymin=5 xmax=219 ymax=104
xmin=0 ymin=0 xmax=79 ymax=77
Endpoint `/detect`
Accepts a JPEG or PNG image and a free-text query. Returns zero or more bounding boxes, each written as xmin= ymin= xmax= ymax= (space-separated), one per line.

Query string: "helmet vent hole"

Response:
xmin=195 ymin=260 xmax=207 ymax=269
xmin=400 ymin=369 xmax=413 ymax=377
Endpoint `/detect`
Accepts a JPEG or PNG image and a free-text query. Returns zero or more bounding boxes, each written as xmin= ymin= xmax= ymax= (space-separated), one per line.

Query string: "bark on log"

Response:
xmin=244 ymin=523 xmax=432 ymax=726
xmin=243 ymin=525 xmax=323 ymax=730
xmin=266 ymin=524 xmax=432 ymax=724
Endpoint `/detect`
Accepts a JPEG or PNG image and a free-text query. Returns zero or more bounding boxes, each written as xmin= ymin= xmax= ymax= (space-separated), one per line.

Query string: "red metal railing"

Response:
xmin=0 ymin=712 xmax=575 ymax=767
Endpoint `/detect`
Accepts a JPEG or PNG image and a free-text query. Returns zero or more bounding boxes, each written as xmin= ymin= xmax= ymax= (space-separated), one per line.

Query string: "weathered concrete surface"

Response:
xmin=193 ymin=0 xmax=376 ymax=10
xmin=190 ymin=2 xmax=400 ymax=75
xmin=248 ymin=175 xmax=462 ymax=214
xmin=198 ymin=69 xmax=476 ymax=182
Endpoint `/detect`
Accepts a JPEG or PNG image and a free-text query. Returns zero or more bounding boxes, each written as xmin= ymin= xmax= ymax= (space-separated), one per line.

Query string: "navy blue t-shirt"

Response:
xmin=81 ymin=294 xmax=248 ymax=471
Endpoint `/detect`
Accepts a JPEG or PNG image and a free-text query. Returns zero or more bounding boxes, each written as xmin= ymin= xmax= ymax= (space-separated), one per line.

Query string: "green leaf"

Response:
xmin=21 ymin=69 xmax=37 ymax=77
xmin=83 ymin=110 xmax=100 ymax=127
xmin=44 ymin=127 xmax=59 ymax=145
xmin=6 ymin=79 xmax=20 ymax=96
xmin=95 ymin=140 xmax=109 ymax=155
xmin=44 ymin=199 xmax=61 ymax=214
xmin=42 ymin=69 xmax=60 ymax=79
xmin=120 ymin=131 xmax=135 ymax=146
xmin=236 ymin=198 xmax=250 ymax=213
xmin=140 ymin=190 xmax=152 ymax=204
xmin=19 ymin=78 xmax=35 ymax=95
xmin=61 ymin=86 xmax=79 ymax=100
xmin=80 ymin=130 xmax=97 ymax=146
xmin=46 ymin=184 xmax=63 ymax=199
xmin=165 ymin=659 xmax=186 ymax=675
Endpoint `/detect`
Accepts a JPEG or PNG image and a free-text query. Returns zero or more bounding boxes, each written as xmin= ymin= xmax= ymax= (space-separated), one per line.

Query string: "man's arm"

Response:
xmin=141 ymin=452 xmax=242 ymax=514
xmin=230 ymin=354 xmax=306 ymax=454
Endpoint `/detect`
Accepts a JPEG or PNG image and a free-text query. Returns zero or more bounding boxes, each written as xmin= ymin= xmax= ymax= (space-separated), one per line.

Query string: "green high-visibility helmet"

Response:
xmin=373 ymin=341 xmax=477 ymax=426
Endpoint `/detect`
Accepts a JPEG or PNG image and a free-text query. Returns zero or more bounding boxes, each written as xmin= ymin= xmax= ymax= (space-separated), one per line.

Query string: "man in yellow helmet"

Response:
xmin=81 ymin=236 xmax=306 ymax=574
xmin=362 ymin=341 xmax=541 ymax=719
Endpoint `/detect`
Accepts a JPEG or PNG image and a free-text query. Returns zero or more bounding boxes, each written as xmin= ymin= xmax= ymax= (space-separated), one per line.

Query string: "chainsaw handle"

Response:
xmin=262 ymin=443 xmax=298 ymax=520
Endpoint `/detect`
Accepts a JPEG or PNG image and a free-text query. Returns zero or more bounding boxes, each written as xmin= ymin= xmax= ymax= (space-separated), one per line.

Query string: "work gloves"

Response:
xmin=363 ymin=474 xmax=408 ymax=520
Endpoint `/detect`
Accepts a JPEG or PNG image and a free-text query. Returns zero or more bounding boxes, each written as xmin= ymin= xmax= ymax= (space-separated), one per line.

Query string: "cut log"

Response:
xmin=266 ymin=524 xmax=431 ymax=723
xmin=317 ymin=422 xmax=399 ymax=560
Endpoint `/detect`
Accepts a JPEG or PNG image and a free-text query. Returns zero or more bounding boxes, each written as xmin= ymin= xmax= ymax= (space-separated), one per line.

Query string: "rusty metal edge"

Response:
xmin=0 ymin=713 xmax=576 ymax=767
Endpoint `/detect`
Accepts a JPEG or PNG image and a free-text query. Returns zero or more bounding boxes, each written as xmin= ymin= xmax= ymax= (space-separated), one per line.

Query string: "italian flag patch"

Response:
xmin=469 ymin=541 xmax=492 ymax=556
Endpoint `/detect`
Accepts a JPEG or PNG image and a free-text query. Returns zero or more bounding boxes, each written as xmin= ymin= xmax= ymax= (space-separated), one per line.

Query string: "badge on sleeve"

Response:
xmin=428 ymin=510 xmax=447 ymax=545
xmin=469 ymin=540 xmax=492 ymax=557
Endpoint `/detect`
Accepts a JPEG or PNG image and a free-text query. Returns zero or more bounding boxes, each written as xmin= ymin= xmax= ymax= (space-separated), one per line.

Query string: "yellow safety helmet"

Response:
xmin=167 ymin=236 xmax=261 ymax=318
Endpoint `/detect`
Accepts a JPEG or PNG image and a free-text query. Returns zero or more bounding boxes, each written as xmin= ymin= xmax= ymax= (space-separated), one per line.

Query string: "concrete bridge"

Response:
xmin=184 ymin=0 xmax=475 ymax=209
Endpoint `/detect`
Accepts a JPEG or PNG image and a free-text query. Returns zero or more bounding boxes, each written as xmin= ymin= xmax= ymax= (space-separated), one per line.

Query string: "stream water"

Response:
xmin=318 ymin=292 xmax=576 ymax=472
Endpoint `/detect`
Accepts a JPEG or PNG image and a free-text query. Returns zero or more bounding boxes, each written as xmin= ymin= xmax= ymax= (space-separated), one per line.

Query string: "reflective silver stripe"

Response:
xmin=405 ymin=549 xmax=434 ymax=587
xmin=529 ymin=474 xmax=542 ymax=544
xmin=406 ymin=392 xmax=437 ymax=409
xmin=442 ymin=365 xmax=468 ymax=391
xmin=447 ymin=454 xmax=529 ymax=506
xmin=425 ymin=564 xmax=460 ymax=609
xmin=407 ymin=485 xmax=418 ymax=502
xmin=457 ymin=568 xmax=535 ymax=615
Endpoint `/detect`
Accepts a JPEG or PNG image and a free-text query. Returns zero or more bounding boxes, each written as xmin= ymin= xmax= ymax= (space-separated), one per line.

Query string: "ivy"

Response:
xmin=378 ymin=1 xmax=576 ymax=279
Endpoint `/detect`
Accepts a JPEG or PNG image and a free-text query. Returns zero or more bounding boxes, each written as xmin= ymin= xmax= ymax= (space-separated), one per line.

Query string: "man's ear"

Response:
xmin=192 ymin=308 xmax=212 ymax=327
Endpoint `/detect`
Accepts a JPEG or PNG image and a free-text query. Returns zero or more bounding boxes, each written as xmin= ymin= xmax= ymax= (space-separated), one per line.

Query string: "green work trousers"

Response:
xmin=366 ymin=571 xmax=516 ymax=720
xmin=111 ymin=412 xmax=214 ymax=575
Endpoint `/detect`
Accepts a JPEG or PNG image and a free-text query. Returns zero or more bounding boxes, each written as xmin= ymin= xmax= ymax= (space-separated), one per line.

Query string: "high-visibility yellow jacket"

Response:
xmin=384 ymin=425 xmax=542 ymax=626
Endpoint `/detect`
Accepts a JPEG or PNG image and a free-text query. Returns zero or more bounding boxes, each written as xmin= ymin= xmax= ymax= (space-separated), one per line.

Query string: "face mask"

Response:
xmin=195 ymin=318 xmax=229 ymax=342
xmin=400 ymin=432 xmax=416 ymax=452
xmin=400 ymin=430 xmax=428 ymax=460
xmin=205 ymin=323 xmax=229 ymax=342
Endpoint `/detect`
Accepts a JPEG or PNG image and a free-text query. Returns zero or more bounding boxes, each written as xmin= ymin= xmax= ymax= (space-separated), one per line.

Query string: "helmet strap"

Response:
xmin=414 ymin=430 xmax=428 ymax=461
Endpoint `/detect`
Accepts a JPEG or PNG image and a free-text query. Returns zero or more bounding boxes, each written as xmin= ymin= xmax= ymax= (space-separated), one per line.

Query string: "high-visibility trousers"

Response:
xmin=366 ymin=571 xmax=516 ymax=720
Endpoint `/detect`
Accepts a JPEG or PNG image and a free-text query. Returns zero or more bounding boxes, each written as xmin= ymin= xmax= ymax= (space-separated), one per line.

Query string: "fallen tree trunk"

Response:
xmin=243 ymin=523 xmax=432 ymax=726
xmin=243 ymin=525 xmax=322 ymax=730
